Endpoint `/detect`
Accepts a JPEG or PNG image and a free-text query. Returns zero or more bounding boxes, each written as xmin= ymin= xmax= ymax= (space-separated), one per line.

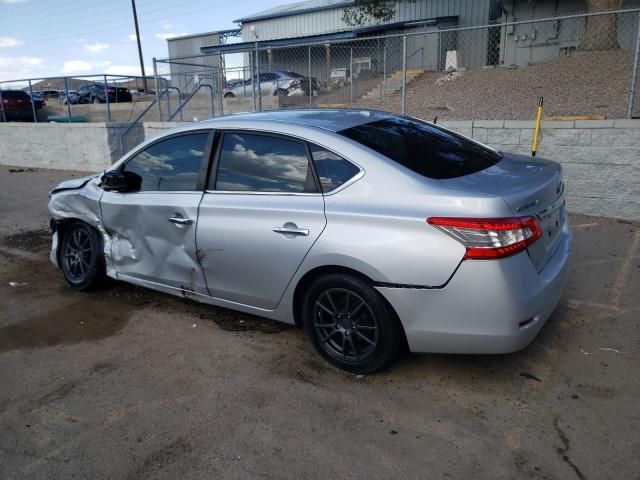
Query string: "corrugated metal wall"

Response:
xmin=241 ymin=0 xmax=492 ymax=42
xmin=241 ymin=0 xmax=493 ymax=67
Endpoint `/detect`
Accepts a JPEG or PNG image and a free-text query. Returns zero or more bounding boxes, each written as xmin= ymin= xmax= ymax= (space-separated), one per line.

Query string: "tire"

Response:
xmin=223 ymin=92 xmax=235 ymax=98
xmin=302 ymin=273 xmax=402 ymax=373
xmin=92 ymin=97 xmax=100 ymax=104
xmin=60 ymin=222 xmax=106 ymax=291
xmin=275 ymin=88 xmax=288 ymax=96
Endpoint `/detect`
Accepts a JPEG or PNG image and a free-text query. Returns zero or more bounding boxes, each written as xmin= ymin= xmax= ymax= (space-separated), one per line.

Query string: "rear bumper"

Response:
xmin=376 ymin=219 xmax=572 ymax=354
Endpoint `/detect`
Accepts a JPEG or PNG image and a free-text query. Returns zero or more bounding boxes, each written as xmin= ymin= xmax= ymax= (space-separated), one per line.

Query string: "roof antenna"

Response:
xmin=433 ymin=116 xmax=438 ymax=124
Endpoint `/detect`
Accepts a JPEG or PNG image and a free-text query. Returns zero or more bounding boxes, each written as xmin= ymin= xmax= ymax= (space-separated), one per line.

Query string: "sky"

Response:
xmin=0 ymin=0 xmax=293 ymax=83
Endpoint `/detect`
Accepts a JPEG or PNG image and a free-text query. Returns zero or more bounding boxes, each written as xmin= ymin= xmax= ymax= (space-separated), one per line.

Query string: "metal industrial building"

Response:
xmin=164 ymin=0 xmax=640 ymax=92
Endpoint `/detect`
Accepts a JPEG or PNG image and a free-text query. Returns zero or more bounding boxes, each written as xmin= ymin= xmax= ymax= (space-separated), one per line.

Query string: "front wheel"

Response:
xmin=303 ymin=273 xmax=402 ymax=373
xmin=60 ymin=222 xmax=106 ymax=290
xmin=92 ymin=97 xmax=100 ymax=104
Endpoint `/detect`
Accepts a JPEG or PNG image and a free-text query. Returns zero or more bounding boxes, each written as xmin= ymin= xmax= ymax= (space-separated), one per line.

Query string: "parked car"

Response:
xmin=48 ymin=110 xmax=571 ymax=373
xmin=59 ymin=90 xmax=79 ymax=105
xmin=77 ymin=83 xmax=132 ymax=104
xmin=42 ymin=89 xmax=59 ymax=99
xmin=224 ymin=71 xmax=319 ymax=98
xmin=0 ymin=90 xmax=34 ymax=121
xmin=28 ymin=91 xmax=46 ymax=109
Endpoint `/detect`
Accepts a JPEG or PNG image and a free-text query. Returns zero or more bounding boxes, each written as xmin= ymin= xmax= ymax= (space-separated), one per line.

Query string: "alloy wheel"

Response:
xmin=63 ymin=228 xmax=92 ymax=282
xmin=313 ymin=288 xmax=379 ymax=362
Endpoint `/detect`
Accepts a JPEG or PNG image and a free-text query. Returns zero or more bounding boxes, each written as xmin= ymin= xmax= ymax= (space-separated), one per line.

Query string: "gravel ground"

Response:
xmin=357 ymin=51 xmax=637 ymax=120
xmin=0 ymin=167 xmax=639 ymax=479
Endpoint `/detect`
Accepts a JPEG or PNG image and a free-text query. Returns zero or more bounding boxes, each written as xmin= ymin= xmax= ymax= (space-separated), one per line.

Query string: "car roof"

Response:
xmin=197 ymin=109 xmax=394 ymax=133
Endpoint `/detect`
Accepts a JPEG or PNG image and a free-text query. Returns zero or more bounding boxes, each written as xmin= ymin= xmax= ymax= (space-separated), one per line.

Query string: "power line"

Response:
xmin=1 ymin=0 xmax=221 ymax=37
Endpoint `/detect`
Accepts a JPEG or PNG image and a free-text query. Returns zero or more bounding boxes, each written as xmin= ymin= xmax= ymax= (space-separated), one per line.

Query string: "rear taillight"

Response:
xmin=427 ymin=216 xmax=542 ymax=260
xmin=107 ymin=88 xmax=115 ymax=93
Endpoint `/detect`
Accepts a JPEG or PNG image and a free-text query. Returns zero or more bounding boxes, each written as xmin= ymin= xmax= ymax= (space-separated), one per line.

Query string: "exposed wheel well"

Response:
xmin=52 ymin=218 xmax=96 ymax=264
xmin=292 ymin=265 xmax=408 ymax=350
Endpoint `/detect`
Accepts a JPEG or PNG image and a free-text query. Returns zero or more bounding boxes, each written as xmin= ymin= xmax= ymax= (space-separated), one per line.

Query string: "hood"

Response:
xmin=50 ymin=174 xmax=100 ymax=196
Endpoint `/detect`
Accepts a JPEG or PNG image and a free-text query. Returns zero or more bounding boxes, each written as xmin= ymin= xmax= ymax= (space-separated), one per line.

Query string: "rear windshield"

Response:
xmin=1 ymin=91 xmax=30 ymax=100
xmin=338 ymin=117 xmax=502 ymax=179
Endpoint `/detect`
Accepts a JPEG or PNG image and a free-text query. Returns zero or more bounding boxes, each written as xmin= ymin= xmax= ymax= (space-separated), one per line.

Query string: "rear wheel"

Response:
xmin=60 ymin=222 xmax=106 ymax=291
xmin=92 ymin=97 xmax=100 ymax=104
xmin=223 ymin=92 xmax=235 ymax=98
xmin=275 ymin=88 xmax=288 ymax=96
xmin=303 ymin=273 xmax=402 ymax=373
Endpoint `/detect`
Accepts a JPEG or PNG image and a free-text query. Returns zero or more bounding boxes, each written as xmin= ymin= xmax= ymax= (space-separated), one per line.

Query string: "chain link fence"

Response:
xmin=149 ymin=8 xmax=640 ymax=123
xmin=0 ymin=74 xmax=167 ymax=124
xmin=2 ymin=8 xmax=640 ymax=134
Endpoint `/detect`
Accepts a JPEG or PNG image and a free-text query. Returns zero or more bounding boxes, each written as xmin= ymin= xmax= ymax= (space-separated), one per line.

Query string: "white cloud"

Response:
xmin=3 ymin=0 xmax=30 ymax=4
xmin=128 ymin=34 xmax=143 ymax=41
xmin=0 ymin=56 xmax=44 ymax=81
xmin=84 ymin=42 xmax=110 ymax=53
xmin=62 ymin=60 xmax=93 ymax=74
xmin=93 ymin=60 xmax=113 ymax=69
xmin=160 ymin=20 xmax=172 ymax=30
xmin=0 ymin=37 xmax=22 ymax=48
xmin=155 ymin=32 xmax=188 ymax=40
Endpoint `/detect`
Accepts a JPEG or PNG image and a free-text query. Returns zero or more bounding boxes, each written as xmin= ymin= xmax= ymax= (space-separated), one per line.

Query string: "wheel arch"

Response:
xmin=291 ymin=265 xmax=408 ymax=350
xmin=52 ymin=218 xmax=100 ymax=265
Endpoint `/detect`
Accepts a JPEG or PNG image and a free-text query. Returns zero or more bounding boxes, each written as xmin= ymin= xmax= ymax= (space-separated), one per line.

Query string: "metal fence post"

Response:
xmin=401 ymin=35 xmax=407 ymax=115
xmin=153 ymin=58 xmax=162 ymax=121
xmin=219 ymin=66 xmax=225 ymax=117
xmin=349 ymin=46 xmax=354 ymax=106
xmin=64 ymin=77 xmax=72 ymax=123
xmin=0 ymin=88 xmax=5 ymax=123
xmin=627 ymin=12 xmax=640 ymax=118
xmin=250 ymin=51 xmax=256 ymax=112
xmin=255 ymin=42 xmax=262 ymax=111
xmin=308 ymin=45 xmax=312 ymax=107
xmin=382 ymin=44 xmax=387 ymax=99
xmin=103 ymin=75 xmax=112 ymax=122
xmin=28 ymin=80 xmax=37 ymax=122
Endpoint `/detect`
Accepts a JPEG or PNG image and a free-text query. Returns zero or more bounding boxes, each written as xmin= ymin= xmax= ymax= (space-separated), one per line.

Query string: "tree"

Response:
xmin=580 ymin=0 xmax=623 ymax=51
xmin=342 ymin=0 xmax=403 ymax=27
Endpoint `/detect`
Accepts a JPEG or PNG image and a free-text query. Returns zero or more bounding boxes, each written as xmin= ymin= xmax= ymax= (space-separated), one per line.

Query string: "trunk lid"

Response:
xmin=440 ymin=152 xmax=566 ymax=272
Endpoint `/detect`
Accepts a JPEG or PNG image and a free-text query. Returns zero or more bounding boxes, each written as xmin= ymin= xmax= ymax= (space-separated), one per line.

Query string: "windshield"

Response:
xmin=338 ymin=117 xmax=502 ymax=180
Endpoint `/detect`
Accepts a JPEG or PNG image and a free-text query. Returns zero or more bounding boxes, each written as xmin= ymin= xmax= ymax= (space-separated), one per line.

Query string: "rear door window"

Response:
xmin=338 ymin=117 xmax=502 ymax=179
xmin=213 ymin=132 xmax=317 ymax=193
xmin=308 ymin=144 xmax=360 ymax=192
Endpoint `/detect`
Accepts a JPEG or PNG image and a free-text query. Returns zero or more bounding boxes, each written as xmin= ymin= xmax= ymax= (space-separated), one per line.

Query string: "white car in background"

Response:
xmin=223 ymin=71 xmax=319 ymax=98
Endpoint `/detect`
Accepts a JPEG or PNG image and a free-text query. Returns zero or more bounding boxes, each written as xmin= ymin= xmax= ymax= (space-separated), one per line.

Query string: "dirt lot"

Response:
xmin=0 ymin=165 xmax=638 ymax=479
xmin=357 ymin=51 xmax=638 ymax=120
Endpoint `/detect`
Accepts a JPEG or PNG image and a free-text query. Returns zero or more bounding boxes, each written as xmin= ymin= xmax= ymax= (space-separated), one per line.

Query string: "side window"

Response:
xmin=309 ymin=144 xmax=360 ymax=192
xmin=214 ymin=133 xmax=317 ymax=193
xmin=123 ymin=133 xmax=209 ymax=192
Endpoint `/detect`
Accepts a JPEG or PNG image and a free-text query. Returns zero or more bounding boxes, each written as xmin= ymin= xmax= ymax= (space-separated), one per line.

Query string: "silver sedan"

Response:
xmin=48 ymin=109 xmax=572 ymax=373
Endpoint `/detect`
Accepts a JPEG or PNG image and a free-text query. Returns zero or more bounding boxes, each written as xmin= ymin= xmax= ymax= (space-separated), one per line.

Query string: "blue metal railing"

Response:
xmin=119 ymin=88 xmax=176 ymax=155
xmin=168 ymin=83 xmax=214 ymax=122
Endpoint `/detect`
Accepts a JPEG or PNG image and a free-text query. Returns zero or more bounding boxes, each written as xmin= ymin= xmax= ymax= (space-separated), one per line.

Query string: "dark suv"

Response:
xmin=0 ymin=90 xmax=33 ymax=121
xmin=77 ymin=83 xmax=132 ymax=104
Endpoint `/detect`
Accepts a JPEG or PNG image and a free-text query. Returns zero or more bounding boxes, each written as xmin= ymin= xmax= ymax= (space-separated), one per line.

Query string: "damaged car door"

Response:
xmin=100 ymin=130 xmax=213 ymax=294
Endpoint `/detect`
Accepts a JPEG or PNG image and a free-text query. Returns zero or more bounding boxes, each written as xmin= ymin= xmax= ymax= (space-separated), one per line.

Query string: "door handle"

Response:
xmin=273 ymin=226 xmax=309 ymax=236
xmin=168 ymin=216 xmax=194 ymax=226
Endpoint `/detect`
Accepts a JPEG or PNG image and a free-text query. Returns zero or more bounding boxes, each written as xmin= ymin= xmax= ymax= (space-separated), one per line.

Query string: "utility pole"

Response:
xmin=131 ymin=0 xmax=148 ymax=93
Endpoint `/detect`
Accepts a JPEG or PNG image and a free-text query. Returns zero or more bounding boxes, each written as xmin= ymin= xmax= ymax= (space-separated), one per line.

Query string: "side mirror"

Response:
xmin=101 ymin=170 xmax=129 ymax=192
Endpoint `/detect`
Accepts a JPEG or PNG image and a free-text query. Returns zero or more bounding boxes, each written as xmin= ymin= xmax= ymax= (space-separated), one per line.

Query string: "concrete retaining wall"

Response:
xmin=0 ymin=119 xmax=638 ymax=220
